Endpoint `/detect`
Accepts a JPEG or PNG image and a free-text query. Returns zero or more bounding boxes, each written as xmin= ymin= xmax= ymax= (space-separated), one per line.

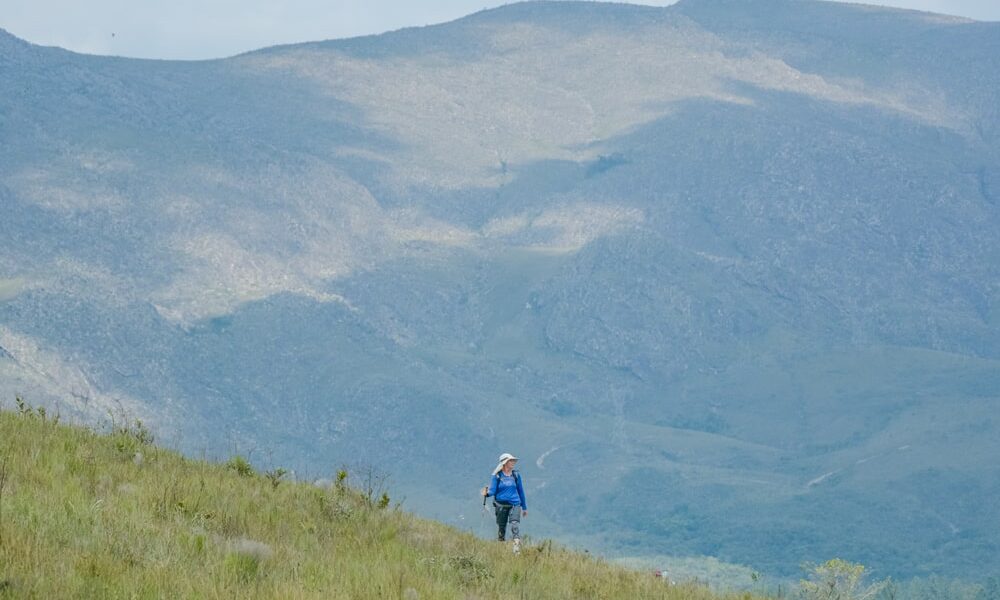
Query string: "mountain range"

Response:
xmin=1 ymin=0 xmax=998 ymax=581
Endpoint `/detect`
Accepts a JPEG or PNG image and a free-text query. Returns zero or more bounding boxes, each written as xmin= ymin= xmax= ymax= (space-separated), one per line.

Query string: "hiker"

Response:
xmin=481 ymin=452 xmax=527 ymax=553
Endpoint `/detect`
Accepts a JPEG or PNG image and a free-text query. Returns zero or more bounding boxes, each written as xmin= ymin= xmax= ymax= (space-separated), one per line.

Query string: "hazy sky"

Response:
xmin=1 ymin=0 xmax=997 ymax=60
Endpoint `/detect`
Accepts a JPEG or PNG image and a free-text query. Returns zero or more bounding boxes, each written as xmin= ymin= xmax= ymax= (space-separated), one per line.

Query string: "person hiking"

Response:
xmin=481 ymin=452 xmax=527 ymax=554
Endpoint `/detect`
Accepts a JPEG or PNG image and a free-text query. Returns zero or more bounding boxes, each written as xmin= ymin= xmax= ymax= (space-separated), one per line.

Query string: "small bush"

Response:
xmin=13 ymin=396 xmax=56 ymax=422
xmin=14 ymin=395 xmax=31 ymax=417
xmin=799 ymin=559 xmax=888 ymax=600
xmin=226 ymin=455 xmax=254 ymax=478
xmin=265 ymin=468 xmax=287 ymax=489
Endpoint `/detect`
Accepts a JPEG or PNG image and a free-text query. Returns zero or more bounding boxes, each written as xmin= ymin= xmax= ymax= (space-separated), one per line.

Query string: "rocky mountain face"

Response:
xmin=1 ymin=0 xmax=998 ymax=580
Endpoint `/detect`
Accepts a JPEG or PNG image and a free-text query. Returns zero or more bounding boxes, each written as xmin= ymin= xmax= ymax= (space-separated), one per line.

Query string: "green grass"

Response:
xmin=0 ymin=408 xmax=764 ymax=599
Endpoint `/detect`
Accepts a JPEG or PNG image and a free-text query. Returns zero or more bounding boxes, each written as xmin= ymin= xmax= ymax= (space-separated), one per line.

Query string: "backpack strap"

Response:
xmin=487 ymin=470 xmax=520 ymax=497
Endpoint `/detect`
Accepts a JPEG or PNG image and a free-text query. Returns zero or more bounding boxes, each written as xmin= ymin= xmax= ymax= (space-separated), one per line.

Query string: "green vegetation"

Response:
xmin=798 ymin=559 xmax=886 ymax=600
xmin=0 ymin=405 xmax=764 ymax=599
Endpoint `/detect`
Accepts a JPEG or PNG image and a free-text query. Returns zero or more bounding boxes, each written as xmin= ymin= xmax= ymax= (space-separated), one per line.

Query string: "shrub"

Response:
xmin=265 ymin=468 xmax=287 ymax=489
xmin=226 ymin=455 xmax=254 ymax=477
xmin=799 ymin=559 xmax=888 ymax=600
xmin=13 ymin=395 xmax=56 ymax=422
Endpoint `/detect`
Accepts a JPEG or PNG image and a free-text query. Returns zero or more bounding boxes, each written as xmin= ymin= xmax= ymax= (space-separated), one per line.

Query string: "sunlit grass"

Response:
xmin=0 ymin=406 xmax=766 ymax=599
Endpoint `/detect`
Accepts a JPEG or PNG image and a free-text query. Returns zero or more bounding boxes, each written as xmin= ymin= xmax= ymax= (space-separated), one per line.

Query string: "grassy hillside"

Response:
xmin=0 ymin=407 xmax=760 ymax=599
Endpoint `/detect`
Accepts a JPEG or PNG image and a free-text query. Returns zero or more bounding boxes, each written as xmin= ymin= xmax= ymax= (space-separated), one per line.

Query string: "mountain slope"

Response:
xmin=0 ymin=407 xmax=759 ymax=599
xmin=1 ymin=0 xmax=998 ymax=580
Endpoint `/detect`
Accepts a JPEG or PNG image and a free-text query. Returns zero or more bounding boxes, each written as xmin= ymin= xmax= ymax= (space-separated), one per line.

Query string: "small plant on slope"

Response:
xmin=799 ymin=558 xmax=888 ymax=600
xmin=226 ymin=455 xmax=254 ymax=477
xmin=264 ymin=468 xmax=287 ymax=489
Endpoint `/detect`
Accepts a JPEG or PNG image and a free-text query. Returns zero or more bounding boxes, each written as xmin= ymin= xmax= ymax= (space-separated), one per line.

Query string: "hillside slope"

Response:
xmin=0 ymin=407 xmax=756 ymax=599
xmin=1 ymin=0 xmax=998 ymax=579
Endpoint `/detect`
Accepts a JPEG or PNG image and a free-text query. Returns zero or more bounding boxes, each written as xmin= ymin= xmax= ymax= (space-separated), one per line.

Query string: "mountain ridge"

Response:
xmin=3 ymin=0 xmax=992 ymax=62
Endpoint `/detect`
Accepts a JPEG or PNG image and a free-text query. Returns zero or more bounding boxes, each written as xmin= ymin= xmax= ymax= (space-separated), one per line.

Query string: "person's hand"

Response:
xmin=521 ymin=510 xmax=527 ymax=517
xmin=481 ymin=486 xmax=488 ymax=497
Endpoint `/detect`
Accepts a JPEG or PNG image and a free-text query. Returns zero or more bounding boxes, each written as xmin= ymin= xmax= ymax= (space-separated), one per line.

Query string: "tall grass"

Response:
xmin=0 ymin=407 xmax=765 ymax=599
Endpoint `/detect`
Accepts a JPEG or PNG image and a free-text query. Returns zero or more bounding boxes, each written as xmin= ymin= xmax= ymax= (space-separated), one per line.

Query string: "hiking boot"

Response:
xmin=512 ymin=538 xmax=521 ymax=555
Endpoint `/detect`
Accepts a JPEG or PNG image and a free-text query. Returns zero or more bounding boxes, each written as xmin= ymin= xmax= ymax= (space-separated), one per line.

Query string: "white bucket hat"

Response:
xmin=493 ymin=452 xmax=518 ymax=475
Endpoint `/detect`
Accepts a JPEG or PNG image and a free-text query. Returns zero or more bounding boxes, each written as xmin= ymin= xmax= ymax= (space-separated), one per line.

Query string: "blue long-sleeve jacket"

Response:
xmin=488 ymin=470 xmax=526 ymax=510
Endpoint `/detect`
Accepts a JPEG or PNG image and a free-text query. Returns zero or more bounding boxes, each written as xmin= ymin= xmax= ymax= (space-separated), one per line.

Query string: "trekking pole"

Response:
xmin=480 ymin=487 xmax=492 ymax=538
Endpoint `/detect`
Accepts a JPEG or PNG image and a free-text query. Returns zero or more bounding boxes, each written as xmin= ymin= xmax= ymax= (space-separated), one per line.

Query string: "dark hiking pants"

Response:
xmin=494 ymin=503 xmax=521 ymax=541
